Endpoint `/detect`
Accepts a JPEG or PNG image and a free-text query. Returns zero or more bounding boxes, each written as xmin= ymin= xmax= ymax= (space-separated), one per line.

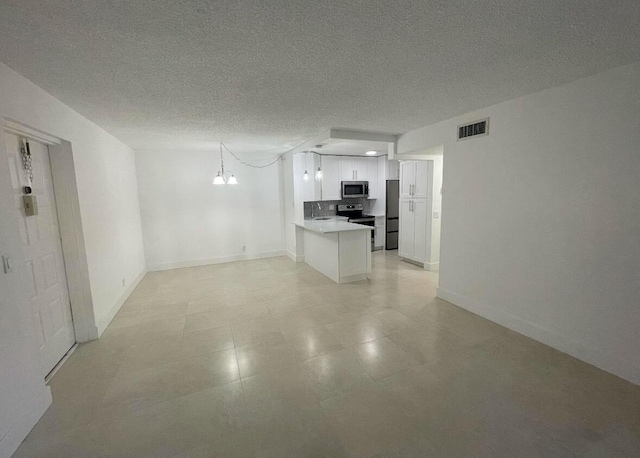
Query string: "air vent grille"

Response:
xmin=458 ymin=118 xmax=489 ymax=140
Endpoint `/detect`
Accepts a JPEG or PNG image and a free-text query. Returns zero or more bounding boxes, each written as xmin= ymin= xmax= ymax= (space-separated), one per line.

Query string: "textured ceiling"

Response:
xmin=0 ymin=0 xmax=639 ymax=154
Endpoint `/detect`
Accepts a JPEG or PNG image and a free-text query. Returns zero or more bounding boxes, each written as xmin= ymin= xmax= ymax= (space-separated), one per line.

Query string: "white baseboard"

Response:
xmin=399 ymin=256 xmax=424 ymax=268
xmin=148 ymin=250 xmax=286 ymax=272
xmin=91 ymin=268 xmax=147 ymax=339
xmin=424 ymin=261 xmax=439 ymax=272
xmin=436 ymin=287 xmax=640 ymax=385
xmin=0 ymin=385 xmax=51 ymax=458
xmin=286 ymin=250 xmax=304 ymax=263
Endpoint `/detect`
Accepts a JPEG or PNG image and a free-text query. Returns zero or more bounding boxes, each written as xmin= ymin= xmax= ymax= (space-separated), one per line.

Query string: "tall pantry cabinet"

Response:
xmin=398 ymin=160 xmax=432 ymax=265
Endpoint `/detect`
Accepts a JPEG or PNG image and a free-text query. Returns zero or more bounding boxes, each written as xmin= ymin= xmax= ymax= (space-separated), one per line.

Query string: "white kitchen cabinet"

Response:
xmin=399 ymin=160 xmax=430 ymax=199
xmin=399 ymin=160 xmax=432 ymax=265
xmin=400 ymin=161 xmax=415 ymax=198
xmin=411 ymin=199 xmax=428 ymax=261
xmin=321 ymin=155 xmax=341 ymax=201
xmin=374 ymin=215 xmax=385 ymax=249
xmin=340 ymin=158 xmax=355 ymax=181
xmin=320 ymin=156 xmax=379 ymax=200
xmin=398 ymin=200 xmax=414 ymax=259
xmin=340 ymin=157 xmax=371 ymax=181
xmin=413 ymin=161 xmax=430 ymax=198
xmin=399 ymin=199 xmax=428 ymax=264
xmin=354 ymin=158 xmax=369 ymax=181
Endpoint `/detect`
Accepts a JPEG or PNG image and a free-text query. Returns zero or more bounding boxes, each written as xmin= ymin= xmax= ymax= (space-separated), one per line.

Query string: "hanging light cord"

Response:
xmin=221 ymin=142 xmax=281 ymax=168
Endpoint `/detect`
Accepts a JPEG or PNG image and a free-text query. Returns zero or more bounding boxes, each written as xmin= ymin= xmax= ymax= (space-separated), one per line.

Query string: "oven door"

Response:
xmin=341 ymin=181 xmax=369 ymax=198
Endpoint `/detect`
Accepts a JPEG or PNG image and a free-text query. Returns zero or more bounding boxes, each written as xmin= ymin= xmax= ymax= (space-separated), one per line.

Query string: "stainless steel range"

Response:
xmin=336 ymin=204 xmax=376 ymax=250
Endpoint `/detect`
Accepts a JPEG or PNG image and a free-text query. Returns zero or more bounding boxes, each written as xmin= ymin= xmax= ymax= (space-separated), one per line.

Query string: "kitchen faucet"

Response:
xmin=311 ymin=202 xmax=322 ymax=218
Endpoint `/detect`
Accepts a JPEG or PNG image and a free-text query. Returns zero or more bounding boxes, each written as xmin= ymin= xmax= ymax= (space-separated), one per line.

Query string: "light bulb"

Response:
xmin=303 ymin=170 xmax=309 ymax=181
xmin=227 ymin=174 xmax=238 ymax=185
xmin=213 ymin=172 xmax=225 ymax=185
xmin=315 ymin=167 xmax=322 ymax=181
xmin=365 ymin=150 xmax=377 ymax=156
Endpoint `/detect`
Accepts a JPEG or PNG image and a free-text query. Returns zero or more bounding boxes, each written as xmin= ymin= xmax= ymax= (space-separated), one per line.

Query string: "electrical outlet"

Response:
xmin=433 ymin=211 xmax=440 ymax=219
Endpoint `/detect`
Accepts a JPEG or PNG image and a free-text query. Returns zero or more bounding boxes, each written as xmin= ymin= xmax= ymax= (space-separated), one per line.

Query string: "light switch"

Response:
xmin=433 ymin=211 xmax=440 ymax=219
xmin=2 ymin=255 xmax=12 ymax=273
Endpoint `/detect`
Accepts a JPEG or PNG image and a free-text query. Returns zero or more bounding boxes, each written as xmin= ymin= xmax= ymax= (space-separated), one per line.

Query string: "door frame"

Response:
xmin=3 ymin=118 xmax=96 ymax=342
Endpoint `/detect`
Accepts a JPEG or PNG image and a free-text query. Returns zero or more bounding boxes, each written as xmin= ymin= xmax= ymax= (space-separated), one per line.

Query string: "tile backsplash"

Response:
xmin=303 ymin=198 xmax=371 ymax=218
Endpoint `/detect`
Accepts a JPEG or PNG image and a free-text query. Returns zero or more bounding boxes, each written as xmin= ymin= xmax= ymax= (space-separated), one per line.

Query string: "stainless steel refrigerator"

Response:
xmin=385 ymin=180 xmax=399 ymax=250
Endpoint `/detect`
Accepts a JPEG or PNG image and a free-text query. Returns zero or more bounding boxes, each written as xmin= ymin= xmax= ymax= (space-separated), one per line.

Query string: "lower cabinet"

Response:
xmin=374 ymin=215 xmax=385 ymax=249
xmin=399 ymin=199 xmax=428 ymax=264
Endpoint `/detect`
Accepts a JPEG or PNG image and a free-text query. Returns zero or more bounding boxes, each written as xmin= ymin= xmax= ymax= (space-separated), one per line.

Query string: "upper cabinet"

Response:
xmin=399 ymin=161 xmax=415 ymax=198
xmin=321 ymin=155 xmax=341 ymax=201
xmin=340 ymin=157 xmax=370 ymax=181
xmin=399 ymin=160 xmax=429 ymax=199
xmin=320 ymin=155 xmax=380 ymax=201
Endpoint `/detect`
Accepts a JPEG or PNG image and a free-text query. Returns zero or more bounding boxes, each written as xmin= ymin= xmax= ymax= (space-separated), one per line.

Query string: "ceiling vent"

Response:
xmin=457 ymin=118 xmax=489 ymax=141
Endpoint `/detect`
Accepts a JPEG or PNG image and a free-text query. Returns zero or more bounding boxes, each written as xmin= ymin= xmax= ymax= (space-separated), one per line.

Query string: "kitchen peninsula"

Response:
xmin=294 ymin=219 xmax=372 ymax=283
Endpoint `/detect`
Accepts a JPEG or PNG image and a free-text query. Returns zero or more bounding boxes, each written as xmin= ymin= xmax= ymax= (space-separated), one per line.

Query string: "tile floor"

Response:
xmin=15 ymin=252 xmax=640 ymax=457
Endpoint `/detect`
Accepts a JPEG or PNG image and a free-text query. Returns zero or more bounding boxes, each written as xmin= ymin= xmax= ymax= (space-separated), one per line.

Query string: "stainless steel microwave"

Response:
xmin=341 ymin=181 xmax=369 ymax=199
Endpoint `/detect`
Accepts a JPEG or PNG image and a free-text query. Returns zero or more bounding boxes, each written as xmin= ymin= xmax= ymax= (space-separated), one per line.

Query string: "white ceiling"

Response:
xmin=0 ymin=1 xmax=638 ymax=155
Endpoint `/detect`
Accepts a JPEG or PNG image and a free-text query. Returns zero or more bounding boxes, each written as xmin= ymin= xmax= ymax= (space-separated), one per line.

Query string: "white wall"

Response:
xmin=398 ymin=62 xmax=640 ymax=384
xmin=282 ymin=151 xmax=304 ymax=261
xmin=0 ymin=63 xmax=146 ymax=456
xmin=430 ymin=157 xmax=443 ymax=268
xmin=136 ymin=149 xmax=285 ymax=270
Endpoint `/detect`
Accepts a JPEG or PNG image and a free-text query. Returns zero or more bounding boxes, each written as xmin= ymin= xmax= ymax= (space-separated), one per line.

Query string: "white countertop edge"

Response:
xmin=294 ymin=220 xmax=374 ymax=234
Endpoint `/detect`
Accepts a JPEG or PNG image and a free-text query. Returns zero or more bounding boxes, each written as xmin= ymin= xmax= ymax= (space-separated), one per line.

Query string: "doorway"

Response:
xmin=5 ymin=133 xmax=75 ymax=378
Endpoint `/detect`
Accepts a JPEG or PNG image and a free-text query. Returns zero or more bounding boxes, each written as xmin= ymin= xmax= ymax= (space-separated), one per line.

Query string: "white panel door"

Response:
xmin=5 ymin=134 xmax=75 ymax=378
xmin=339 ymin=157 xmax=355 ymax=181
xmin=412 ymin=199 xmax=428 ymax=263
xmin=398 ymin=200 xmax=414 ymax=259
xmin=321 ymin=155 xmax=341 ymax=200
xmin=399 ymin=161 xmax=415 ymax=198
xmin=413 ymin=161 xmax=431 ymax=199
xmin=353 ymin=158 xmax=369 ymax=182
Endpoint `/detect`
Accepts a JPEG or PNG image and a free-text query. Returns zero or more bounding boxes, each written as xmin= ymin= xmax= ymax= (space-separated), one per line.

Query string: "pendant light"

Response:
xmin=213 ymin=143 xmax=238 ymax=185
xmin=213 ymin=172 xmax=225 ymax=185
xmin=314 ymin=144 xmax=323 ymax=181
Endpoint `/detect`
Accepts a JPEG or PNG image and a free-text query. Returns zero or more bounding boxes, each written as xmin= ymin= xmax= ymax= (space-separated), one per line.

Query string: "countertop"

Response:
xmin=294 ymin=219 xmax=374 ymax=234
